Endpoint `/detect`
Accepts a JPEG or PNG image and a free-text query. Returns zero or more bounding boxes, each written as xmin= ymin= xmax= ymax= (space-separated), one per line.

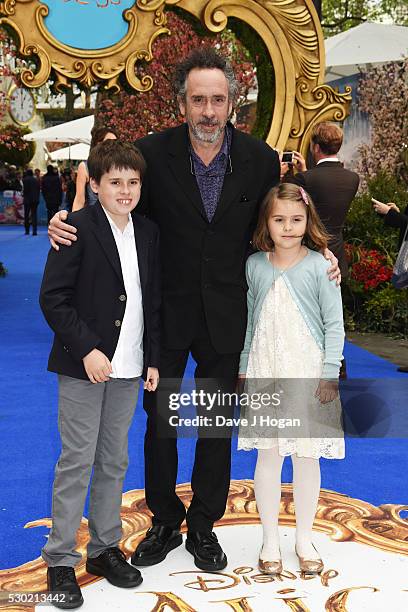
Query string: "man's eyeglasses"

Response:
xmin=189 ymin=95 xmax=228 ymax=108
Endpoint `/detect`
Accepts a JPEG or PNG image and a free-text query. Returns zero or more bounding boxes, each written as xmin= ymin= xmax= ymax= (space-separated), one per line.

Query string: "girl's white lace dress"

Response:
xmin=238 ymin=274 xmax=345 ymax=459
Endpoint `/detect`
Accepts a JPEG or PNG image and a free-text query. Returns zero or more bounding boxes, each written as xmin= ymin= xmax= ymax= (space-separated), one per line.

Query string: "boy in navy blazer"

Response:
xmin=39 ymin=140 xmax=160 ymax=609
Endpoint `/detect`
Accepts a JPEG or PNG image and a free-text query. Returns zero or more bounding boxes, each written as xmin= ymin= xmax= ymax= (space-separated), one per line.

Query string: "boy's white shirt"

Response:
xmin=101 ymin=206 xmax=144 ymax=378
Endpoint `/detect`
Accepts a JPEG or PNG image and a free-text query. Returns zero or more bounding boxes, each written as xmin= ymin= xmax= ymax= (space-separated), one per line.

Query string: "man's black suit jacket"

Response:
xmin=40 ymin=201 xmax=160 ymax=381
xmin=41 ymin=172 xmax=63 ymax=207
xmin=290 ymin=161 xmax=360 ymax=278
xmin=22 ymin=175 xmax=40 ymax=204
xmin=135 ymin=123 xmax=280 ymax=354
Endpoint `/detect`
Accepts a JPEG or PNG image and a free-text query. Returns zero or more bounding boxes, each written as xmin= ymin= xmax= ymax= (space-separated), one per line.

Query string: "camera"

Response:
xmin=282 ymin=152 xmax=294 ymax=164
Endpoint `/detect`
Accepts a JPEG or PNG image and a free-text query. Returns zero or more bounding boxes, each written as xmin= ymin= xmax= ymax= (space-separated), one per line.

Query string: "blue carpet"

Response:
xmin=0 ymin=226 xmax=407 ymax=569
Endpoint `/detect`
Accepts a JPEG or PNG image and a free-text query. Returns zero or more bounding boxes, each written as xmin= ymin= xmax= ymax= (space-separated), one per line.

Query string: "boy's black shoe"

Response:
xmin=86 ymin=547 xmax=142 ymax=588
xmin=131 ymin=526 xmax=182 ymax=566
xmin=185 ymin=531 xmax=227 ymax=571
xmin=47 ymin=566 xmax=83 ymax=610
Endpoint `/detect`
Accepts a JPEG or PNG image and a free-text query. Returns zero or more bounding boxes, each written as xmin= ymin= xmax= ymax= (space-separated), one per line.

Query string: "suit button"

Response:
xmin=204 ymin=257 xmax=212 ymax=263
xmin=115 ymin=319 xmax=121 ymax=327
xmin=204 ymin=283 xmax=212 ymax=289
xmin=119 ymin=294 xmax=126 ymax=301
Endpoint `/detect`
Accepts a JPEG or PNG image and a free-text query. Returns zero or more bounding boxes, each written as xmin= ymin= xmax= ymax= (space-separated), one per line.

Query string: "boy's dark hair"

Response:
xmin=87 ymin=140 xmax=146 ymax=184
xmin=173 ymin=47 xmax=239 ymax=103
xmin=90 ymin=125 xmax=118 ymax=149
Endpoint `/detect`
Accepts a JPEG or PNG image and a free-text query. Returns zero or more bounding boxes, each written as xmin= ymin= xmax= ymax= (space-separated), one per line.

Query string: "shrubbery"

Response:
xmin=343 ymin=173 xmax=408 ymax=336
xmin=0 ymin=125 xmax=35 ymax=166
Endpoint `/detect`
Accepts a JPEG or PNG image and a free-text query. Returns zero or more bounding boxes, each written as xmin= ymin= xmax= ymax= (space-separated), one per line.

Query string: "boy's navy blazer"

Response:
xmin=40 ymin=201 xmax=160 ymax=381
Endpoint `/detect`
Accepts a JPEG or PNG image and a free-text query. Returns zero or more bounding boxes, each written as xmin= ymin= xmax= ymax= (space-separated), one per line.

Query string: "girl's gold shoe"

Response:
xmin=295 ymin=544 xmax=324 ymax=575
xmin=258 ymin=554 xmax=283 ymax=575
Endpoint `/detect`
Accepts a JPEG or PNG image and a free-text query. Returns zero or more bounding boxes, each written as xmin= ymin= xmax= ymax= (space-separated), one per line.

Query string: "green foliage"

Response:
xmin=344 ymin=173 xmax=408 ymax=336
xmin=364 ymin=286 xmax=408 ymax=334
xmin=344 ymin=172 xmax=407 ymax=258
xmin=322 ymin=0 xmax=408 ymax=36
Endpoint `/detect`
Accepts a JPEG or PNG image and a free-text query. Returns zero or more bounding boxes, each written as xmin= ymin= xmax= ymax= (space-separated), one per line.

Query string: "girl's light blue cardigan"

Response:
xmin=239 ymin=249 xmax=345 ymax=379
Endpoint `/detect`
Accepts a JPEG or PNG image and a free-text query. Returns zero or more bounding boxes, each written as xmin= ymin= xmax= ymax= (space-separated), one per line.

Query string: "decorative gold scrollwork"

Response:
xmin=292 ymin=77 xmax=352 ymax=156
xmin=0 ymin=0 xmax=172 ymax=92
xmin=176 ymin=0 xmax=350 ymax=149
xmin=1 ymin=480 xmax=406 ymax=599
xmin=0 ymin=0 xmax=351 ymax=168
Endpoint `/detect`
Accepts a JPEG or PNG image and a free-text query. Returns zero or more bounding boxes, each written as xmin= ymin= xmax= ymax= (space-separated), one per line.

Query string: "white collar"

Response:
xmin=101 ymin=205 xmax=133 ymax=236
xmin=317 ymin=157 xmax=340 ymax=165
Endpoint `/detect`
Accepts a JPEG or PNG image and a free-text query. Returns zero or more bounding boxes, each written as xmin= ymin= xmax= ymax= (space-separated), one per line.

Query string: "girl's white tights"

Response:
xmin=254 ymin=447 xmax=321 ymax=560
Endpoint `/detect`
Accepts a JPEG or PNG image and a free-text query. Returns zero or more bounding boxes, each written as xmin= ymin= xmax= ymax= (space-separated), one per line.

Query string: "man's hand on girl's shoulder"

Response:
xmin=48 ymin=210 xmax=78 ymax=250
xmin=323 ymin=248 xmax=341 ymax=286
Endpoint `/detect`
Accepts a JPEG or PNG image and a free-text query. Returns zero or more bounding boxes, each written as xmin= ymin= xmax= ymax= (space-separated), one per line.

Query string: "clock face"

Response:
xmin=9 ymin=87 xmax=35 ymax=125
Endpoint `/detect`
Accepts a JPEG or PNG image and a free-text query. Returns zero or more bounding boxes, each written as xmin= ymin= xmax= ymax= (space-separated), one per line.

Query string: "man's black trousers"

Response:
xmin=143 ymin=321 xmax=240 ymax=533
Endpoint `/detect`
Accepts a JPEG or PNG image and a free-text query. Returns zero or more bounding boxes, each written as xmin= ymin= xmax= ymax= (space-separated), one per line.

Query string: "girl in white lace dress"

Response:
xmin=238 ymin=183 xmax=344 ymax=575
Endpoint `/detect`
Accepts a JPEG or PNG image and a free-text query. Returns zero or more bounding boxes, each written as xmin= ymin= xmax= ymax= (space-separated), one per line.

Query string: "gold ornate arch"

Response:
xmin=0 ymin=0 xmax=351 ymax=152
xmin=1 ymin=481 xmax=408 ymax=611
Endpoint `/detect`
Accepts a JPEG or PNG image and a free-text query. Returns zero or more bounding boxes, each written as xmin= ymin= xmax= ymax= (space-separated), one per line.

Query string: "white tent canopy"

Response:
xmin=49 ymin=142 xmax=90 ymax=161
xmin=23 ymin=114 xmax=94 ymax=144
xmin=325 ymin=22 xmax=408 ymax=82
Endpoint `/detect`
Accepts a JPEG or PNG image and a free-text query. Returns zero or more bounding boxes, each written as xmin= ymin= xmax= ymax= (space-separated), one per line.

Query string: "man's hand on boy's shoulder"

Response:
xmin=83 ymin=348 xmax=112 ymax=383
xmin=48 ymin=210 xmax=78 ymax=251
xmin=144 ymin=367 xmax=159 ymax=392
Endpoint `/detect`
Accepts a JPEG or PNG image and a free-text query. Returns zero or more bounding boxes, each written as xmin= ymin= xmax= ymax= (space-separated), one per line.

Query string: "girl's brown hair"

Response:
xmin=90 ymin=126 xmax=118 ymax=150
xmin=252 ymin=183 xmax=330 ymax=252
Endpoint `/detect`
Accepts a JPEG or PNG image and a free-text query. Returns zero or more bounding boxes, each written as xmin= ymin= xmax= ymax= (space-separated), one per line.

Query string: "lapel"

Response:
xmin=167 ymin=123 xmax=207 ymax=221
xmin=89 ymin=202 xmax=124 ymax=286
xmin=132 ymin=213 xmax=148 ymax=294
xmin=211 ymin=126 xmax=250 ymax=224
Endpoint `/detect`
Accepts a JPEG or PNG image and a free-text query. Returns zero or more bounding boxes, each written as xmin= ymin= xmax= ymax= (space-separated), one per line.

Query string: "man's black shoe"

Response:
xmin=397 ymin=366 xmax=408 ymax=373
xmin=131 ymin=525 xmax=182 ymax=566
xmin=47 ymin=566 xmax=83 ymax=610
xmin=185 ymin=531 xmax=227 ymax=571
xmin=86 ymin=547 xmax=142 ymax=588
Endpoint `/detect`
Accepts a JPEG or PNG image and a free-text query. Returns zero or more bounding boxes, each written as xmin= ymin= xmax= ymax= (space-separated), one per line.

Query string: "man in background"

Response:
xmin=42 ymin=165 xmax=62 ymax=224
xmin=286 ymin=122 xmax=359 ymax=279
xmin=22 ymin=169 xmax=40 ymax=236
xmin=285 ymin=122 xmax=359 ymax=378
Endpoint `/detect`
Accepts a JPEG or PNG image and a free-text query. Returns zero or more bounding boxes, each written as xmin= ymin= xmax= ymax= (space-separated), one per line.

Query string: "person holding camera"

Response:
xmin=283 ymin=123 xmax=359 ymax=280
xmin=372 ymin=199 xmax=408 ymax=248
xmin=282 ymin=123 xmax=359 ymax=379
